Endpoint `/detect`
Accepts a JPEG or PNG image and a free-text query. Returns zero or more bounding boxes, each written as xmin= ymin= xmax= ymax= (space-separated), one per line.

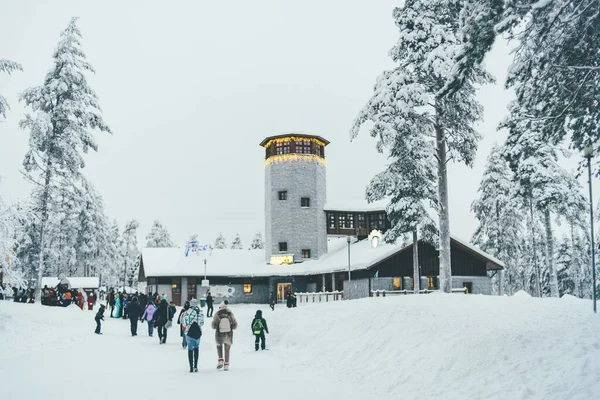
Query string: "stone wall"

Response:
xmin=452 ymin=276 xmax=491 ymax=295
xmin=343 ymin=278 xmax=370 ymax=300
xmin=265 ymin=157 xmax=327 ymax=262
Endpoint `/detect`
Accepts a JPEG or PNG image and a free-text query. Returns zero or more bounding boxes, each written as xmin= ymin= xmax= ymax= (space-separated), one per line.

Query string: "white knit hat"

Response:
xmin=190 ymin=298 xmax=199 ymax=307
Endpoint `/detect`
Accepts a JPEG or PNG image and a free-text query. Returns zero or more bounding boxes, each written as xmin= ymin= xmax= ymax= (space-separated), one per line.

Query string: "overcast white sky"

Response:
xmin=0 ymin=0 xmax=590 ymax=249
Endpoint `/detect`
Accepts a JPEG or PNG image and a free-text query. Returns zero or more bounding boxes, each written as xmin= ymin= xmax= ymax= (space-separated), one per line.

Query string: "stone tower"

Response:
xmin=260 ymin=133 xmax=329 ymax=263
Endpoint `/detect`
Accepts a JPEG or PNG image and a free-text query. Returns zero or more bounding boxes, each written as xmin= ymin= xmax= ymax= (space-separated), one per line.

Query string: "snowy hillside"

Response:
xmin=1 ymin=294 xmax=599 ymax=399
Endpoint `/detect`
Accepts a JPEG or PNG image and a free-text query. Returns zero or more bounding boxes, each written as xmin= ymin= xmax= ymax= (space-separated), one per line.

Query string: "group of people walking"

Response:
xmin=93 ymin=291 xmax=271 ymax=373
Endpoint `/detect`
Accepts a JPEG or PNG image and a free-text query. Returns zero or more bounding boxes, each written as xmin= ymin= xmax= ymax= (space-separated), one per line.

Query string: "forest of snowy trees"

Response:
xmin=1 ymin=1 xmax=599 ymax=301
xmin=352 ymin=0 xmax=599 ymax=298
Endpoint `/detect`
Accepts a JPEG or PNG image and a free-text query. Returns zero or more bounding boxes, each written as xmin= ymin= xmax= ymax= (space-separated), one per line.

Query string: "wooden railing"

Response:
xmin=296 ymin=291 xmax=344 ymax=304
xmin=370 ymin=287 xmax=468 ymax=296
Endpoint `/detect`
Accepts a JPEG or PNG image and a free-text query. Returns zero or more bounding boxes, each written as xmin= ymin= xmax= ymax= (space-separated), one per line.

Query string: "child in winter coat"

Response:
xmin=141 ymin=302 xmax=156 ymax=337
xmin=182 ymin=298 xmax=204 ymax=372
xmin=95 ymin=304 xmax=105 ymax=334
xmin=251 ymin=310 xmax=269 ymax=351
xmin=212 ymin=300 xmax=238 ymax=371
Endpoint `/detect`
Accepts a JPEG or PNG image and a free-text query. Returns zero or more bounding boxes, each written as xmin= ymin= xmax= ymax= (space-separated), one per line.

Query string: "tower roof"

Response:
xmin=259 ymin=133 xmax=330 ymax=147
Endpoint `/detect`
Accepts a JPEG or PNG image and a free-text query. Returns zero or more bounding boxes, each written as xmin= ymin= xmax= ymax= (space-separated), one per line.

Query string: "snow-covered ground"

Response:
xmin=1 ymin=293 xmax=599 ymax=399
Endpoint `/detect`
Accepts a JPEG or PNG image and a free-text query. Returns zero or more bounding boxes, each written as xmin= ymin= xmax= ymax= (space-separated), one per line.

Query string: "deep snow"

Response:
xmin=0 ymin=293 xmax=599 ymax=399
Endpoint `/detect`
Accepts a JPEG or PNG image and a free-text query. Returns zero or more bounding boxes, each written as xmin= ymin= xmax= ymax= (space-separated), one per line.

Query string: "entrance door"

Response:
xmin=172 ymin=278 xmax=182 ymax=305
xmin=277 ymin=283 xmax=292 ymax=302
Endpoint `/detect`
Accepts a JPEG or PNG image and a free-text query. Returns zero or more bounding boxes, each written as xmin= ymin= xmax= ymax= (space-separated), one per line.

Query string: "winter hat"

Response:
xmin=100 ymin=304 xmax=105 ymax=309
xmin=189 ymin=298 xmax=199 ymax=308
xmin=255 ymin=310 xmax=262 ymax=318
xmin=218 ymin=300 xmax=229 ymax=309
xmin=184 ymin=300 xmax=190 ymax=309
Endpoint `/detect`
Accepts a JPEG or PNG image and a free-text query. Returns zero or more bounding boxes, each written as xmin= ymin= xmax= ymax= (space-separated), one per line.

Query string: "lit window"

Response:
xmin=276 ymin=142 xmax=283 ymax=155
xmin=283 ymin=142 xmax=291 ymax=154
xmin=302 ymin=249 xmax=311 ymax=259
xmin=279 ymin=242 xmax=288 ymax=252
xmin=278 ymin=191 xmax=287 ymax=200
xmin=339 ymin=214 xmax=347 ymax=228
xmin=243 ymin=284 xmax=252 ymax=294
xmin=346 ymin=213 xmax=354 ymax=229
xmin=327 ymin=212 xmax=335 ymax=229
xmin=301 ymin=197 xmax=310 ymax=207
xmin=393 ymin=278 xmax=401 ymax=290
xmin=410 ymin=277 xmax=414 ymax=290
xmin=428 ymin=277 xmax=435 ymax=289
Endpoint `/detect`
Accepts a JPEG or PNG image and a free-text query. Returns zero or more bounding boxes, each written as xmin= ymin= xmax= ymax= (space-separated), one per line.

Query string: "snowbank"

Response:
xmin=1 ymin=294 xmax=599 ymax=399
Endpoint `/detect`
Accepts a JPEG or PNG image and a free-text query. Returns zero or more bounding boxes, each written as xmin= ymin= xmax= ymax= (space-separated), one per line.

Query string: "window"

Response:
xmin=302 ymin=249 xmax=311 ymax=259
xmin=339 ymin=213 xmax=347 ymax=228
xmin=410 ymin=277 xmax=414 ymax=290
xmin=301 ymin=197 xmax=310 ymax=207
xmin=427 ymin=277 xmax=435 ymax=289
xmin=393 ymin=278 xmax=401 ymax=290
xmin=316 ymin=145 xmax=323 ymax=157
xmin=172 ymin=283 xmax=181 ymax=294
xmin=296 ymin=140 xmax=311 ymax=154
xmin=243 ymin=283 xmax=252 ymax=294
xmin=279 ymin=242 xmax=288 ymax=252
xmin=283 ymin=142 xmax=291 ymax=154
xmin=377 ymin=213 xmax=386 ymax=229
xmin=276 ymin=142 xmax=284 ymax=155
xmin=278 ymin=191 xmax=287 ymax=200
xmin=327 ymin=212 xmax=335 ymax=229
xmin=346 ymin=213 xmax=354 ymax=229
xmin=358 ymin=214 xmax=365 ymax=229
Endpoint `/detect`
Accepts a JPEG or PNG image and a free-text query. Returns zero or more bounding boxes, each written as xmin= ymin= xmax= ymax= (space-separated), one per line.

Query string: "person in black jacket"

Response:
xmin=127 ymin=297 xmax=141 ymax=336
xmin=206 ymin=291 xmax=214 ymax=317
xmin=251 ymin=310 xmax=269 ymax=351
xmin=152 ymin=298 xmax=169 ymax=344
xmin=95 ymin=304 xmax=106 ymax=334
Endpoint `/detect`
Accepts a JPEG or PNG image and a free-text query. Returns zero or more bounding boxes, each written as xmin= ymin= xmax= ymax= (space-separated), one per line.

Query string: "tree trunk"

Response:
xmin=529 ymin=200 xmax=542 ymax=297
xmin=413 ymin=229 xmax=420 ymax=294
xmin=544 ymin=209 xmax=559 ymax=297
xmin=570 ymin=222 xmax=582 ymax=298
xmin=435 ymin=106 xmax=452 ymax=293
xmin=34 ymin=165 xmax=52 ymax=303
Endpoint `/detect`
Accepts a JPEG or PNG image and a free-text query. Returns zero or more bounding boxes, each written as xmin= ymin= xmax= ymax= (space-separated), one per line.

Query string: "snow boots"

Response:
xmin=217 ymin=358 xmax=224 ymax=369
xmin=224 ymin=362 xmax=230 ymax=371
xmin=188 ymin=349 xmax=199 ymax=372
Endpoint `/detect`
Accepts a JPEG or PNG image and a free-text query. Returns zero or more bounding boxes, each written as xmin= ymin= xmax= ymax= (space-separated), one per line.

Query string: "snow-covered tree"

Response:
xmin=122 ymin=220 xmax=139 ymax=288
xmin=250 ymin=232 xmax=265 ymax=249
xmin=100 ymin=219 xmax=123 ymax=289
xmin=230 ymin=233 xmax=243 ymax=250
xmin=350 ymin=0 xmax=491 ymax=292
xmin=0 ymin=185 xmax=22 ymax=291
xmin=0 ymin=58 xmax=22 ymax=119
xmin=19 ymin=18 xmax=111 ymax=300
xmin=214 ymin=233 xmax=227 ymax=249
xmin=188 ymin=234 xmax=198 ymax=242
xmin=145 ymin=220 xmax=175 ymax=248
xmin=471 ymin=144 xmax=524 ymax=295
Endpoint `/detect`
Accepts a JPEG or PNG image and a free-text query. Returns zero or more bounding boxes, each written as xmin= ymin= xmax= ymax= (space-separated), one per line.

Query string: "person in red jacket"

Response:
xmin=87 ymin=294 xmax=95 ymax=310
xmin=76 ymin=291 xmax=84 ymax=310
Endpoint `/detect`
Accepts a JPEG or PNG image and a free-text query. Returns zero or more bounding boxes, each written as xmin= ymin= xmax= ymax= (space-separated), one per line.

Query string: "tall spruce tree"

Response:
xmin=20 ymin=18 xmax=111 ymax=300
xmin=351 ymin=0 xmax=491 ymax=292
xmin=250 ymin=232 xmax=265 ymax=250
xmin=471 ymin=145 xmax=524 ymax=295
xmin=145 ymin=220 xmax=175 ymax=248
xmin=214 ymin=233 xmax=227 ymax=249
xmin=122 ymin=220 xmax=139 ymax=289
xmin=0 ymin=59 xmax=22 ymax=119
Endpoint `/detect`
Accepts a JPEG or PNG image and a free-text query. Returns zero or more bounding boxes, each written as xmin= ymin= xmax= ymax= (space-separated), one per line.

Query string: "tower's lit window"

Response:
xmin=278 ymin=191 xmax=287 ymax=201
xmin=283 ymin=142 xmax=291 ymax=154
xmin=276 ymin=142 xmax=284 ymax=155
xmin=279 ymin=242 xmax=288 ymax=252
xmin=302 ymin=249 xmax=311 ymax=259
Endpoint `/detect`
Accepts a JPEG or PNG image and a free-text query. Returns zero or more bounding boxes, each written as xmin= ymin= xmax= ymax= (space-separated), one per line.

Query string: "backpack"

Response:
xmin=219 ymin=314 xmax=231 ymax=333
xmin=252 ymin=318 xmax=263 ymax=334
xmin=188 ymin=321 xmax=201 ymax=339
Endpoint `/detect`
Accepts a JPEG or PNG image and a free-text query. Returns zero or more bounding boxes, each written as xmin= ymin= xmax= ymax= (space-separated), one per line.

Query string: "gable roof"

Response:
xmin=41 ymin=277 xmax=100 ymax=289
xmin=139 ymin=235 xmax=503 ymax=279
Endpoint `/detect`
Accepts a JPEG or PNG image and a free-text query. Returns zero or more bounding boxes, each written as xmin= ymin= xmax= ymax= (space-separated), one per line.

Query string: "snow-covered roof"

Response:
xmin=41 ymin=277 xmax=100 ymax=289
xmin=140 ymin=234 xmax=503 ymax=279
xmin=324 ymin=199 xmax=389 ymax=212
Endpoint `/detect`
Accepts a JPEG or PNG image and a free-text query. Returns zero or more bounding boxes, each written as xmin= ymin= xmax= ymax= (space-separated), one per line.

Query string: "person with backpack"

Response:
xmin=251 ymin=310 xmax=269 ymax=351
xmin=95 ymin=304 xmax=106 ymax=334
xmin=182 ymin=298 xmax=204 ymax=372
xmin=152 ymin=297 xmax=169 ymax=344
xmin=211 ymin=300 xmax=238 ymax=371
xmin=177 ymin=301 xmax=190 ymax=349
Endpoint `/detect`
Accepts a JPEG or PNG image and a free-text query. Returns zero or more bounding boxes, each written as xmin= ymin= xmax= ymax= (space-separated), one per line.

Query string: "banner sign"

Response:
xmin=185 ymin=241 xmax=213 ymax=257
xmin=210 ymin=285 xmax=235 ymax=298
